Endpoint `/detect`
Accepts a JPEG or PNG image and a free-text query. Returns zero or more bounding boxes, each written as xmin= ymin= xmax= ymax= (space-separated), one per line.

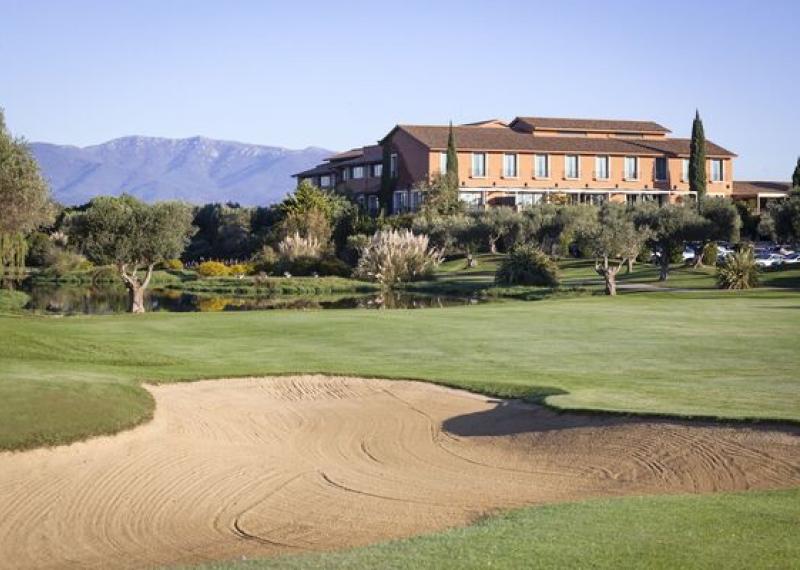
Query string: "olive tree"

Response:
xmin=693 ymin=198 xmax=741 ymax=267
xmin=768 ymin=196 xmax=800 ymax=244
xmin=581 ymin=204 xmax=651 ymax=295
xmin=0 ymin=109 xmax=55 ymax=281
xmin=72 ymin=195 xmax=193 ymax=313
xmin=633 ymin=203 xmax=710 ymax=281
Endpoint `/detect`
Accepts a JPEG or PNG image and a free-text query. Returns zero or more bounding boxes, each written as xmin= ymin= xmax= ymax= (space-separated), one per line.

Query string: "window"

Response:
xmin=655 ymin=157 xmax=668 ymax=181
xmin=342 ymin=168 xmax=348 ymax=181
xmin=503 ymin=153 xmax=518 ymax=177
xmin=516 ymin=192 xmax=543 ymax=208
xmin=390 ymin=153 xmax=398 ymax=177
xmin=355 ymin=194 xmax=365 ymax=208
xmin=459 ymin=191 xmax=483 ymax=209
xmin=351 ymin=166 xmax=364 ymax=179
xmin=439 ymin=152 xmax=447 ymax=174
xmin=410 ymin=190 xmax=423 ymax=211
xmin=371 ymin=163 xmax=382 ymax=178
xmin=393 ymin=190 xmax=408 ymax=212
xmin=682 ymin=159 xmax=689 ymax=181
xmin=710 ymin=159 xmax=724 ymax=182
xmin=368 ymin=195 xmax=379 ymax=214
xmin=595 ymin=156 xmax=610 ymax=180
xmin=320 ymin=175 xmax=331 ymax=187
xmin=565 ymin=155 xmax=580 ymax=179
xmin=534 ymin=154 xmax=549 ymax=178
xmin=624 ymin=156 xmax=639 ymax=180
xmin=471 ymin=153 xmax=487 ymax=177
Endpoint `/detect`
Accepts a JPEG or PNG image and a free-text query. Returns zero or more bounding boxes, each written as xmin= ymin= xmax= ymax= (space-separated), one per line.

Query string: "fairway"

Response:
xmin=1 ymin=375 xmax=797 ymax=569
xmin=2 ymin=292 xmax=800 ymax=451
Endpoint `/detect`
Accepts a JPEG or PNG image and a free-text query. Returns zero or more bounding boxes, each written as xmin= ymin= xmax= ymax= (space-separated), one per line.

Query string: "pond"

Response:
xmin=22 ymin=284 xmax=483 ymax=315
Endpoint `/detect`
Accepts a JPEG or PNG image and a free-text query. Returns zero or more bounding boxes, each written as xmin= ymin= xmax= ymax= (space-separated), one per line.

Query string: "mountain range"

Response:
xmin=30 ymin=136 xmax=334 ymax=206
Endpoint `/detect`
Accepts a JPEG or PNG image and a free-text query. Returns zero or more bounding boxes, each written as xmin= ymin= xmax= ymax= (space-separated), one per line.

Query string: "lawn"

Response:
xmin=2 ymin=291 xmax=799 ymax=451
xmin=193 ymin=489 xmax=800 ymax=570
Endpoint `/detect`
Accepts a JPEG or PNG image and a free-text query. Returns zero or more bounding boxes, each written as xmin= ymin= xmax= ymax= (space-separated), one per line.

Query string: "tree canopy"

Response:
xmin=0 ymin=109 xmax=55 ymax=279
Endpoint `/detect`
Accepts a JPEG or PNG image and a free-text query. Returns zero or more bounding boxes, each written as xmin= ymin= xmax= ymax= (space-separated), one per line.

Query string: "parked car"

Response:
xmin=754 ymin=253 xmax=784 ymax=268
xmin=681 ymin=246 xmax=696 ymax=261
xmin=781 ymin=253 xmax=800 ymax=265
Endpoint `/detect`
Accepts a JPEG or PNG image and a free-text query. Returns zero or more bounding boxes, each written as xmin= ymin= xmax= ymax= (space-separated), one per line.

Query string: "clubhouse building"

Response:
xmin=295 ymin=116 xmax=788 ymax=214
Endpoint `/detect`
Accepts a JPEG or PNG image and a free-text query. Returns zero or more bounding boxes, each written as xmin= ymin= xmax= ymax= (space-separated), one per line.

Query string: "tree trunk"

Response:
xmin=127 ymin=284 xmax=146 ymax=314
xmin=488 ymin=237 xmax=498 ymax=254
xmin=693 ymin=242 xmax=707 ymax=268
xmin=659 ymin=256 xmax=669 ymax=281
xmin=595 ymin=257 xmax=620 ymax=296
xmin=626 ymin=257 xmax=634 ymax=274
xmin=119 ymin=263 xmax=154 ymax=314
xmin=465 ymin=253 xmax=477 ymax=268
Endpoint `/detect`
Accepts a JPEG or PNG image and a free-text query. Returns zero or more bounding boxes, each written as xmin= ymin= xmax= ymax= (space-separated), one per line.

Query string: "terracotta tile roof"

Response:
xmin=732 ymin=181 xmax=792 ymax=197
xmin=511 ymin=116 xmax=670 ymax=134
xmin=395 ymin=125 xmax=735 ymax=157
xmin=293 ymin=162 xmax=336 ymax=178
xmin=334 ymin=145 xmax=383 ymax=166
xmin=326 ymin=148 xmax=363 ymax=162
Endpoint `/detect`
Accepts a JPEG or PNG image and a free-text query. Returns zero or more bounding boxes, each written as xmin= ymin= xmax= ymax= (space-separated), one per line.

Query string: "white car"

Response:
xmin=681 ymin=247 xmax=696 ymax=261
xmin=782 ymin=253 xmax=800 ymax=265
xmin=754 ymin=253 xmax=784 ymax=268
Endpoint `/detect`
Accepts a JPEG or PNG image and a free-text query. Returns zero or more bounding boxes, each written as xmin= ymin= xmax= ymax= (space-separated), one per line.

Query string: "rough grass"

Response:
xmin=192 ymin=489 xmax=800 ymax=570
xmin=2 ymin=291 xmax=799 ymax=451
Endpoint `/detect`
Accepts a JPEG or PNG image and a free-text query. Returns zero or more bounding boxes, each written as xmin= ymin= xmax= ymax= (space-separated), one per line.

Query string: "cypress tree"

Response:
xmin=792 ymin=156 xmax=800 ymax=190
xmin=688 ymin=110 xmax=707 ymax=204
xmin=446 ymin=121 xmax=459 ymax=193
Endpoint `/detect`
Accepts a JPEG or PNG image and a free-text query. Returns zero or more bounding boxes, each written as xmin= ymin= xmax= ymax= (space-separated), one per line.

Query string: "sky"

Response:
xmin=1 ymin=0 xmax=798 ymax=180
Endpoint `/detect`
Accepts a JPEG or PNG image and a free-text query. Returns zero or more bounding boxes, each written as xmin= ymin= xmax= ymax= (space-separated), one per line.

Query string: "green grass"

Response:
xmin=193 ymin=489 xmax=800 ymax=570
xmin=2 ymin=291 xmax=799 ymax=450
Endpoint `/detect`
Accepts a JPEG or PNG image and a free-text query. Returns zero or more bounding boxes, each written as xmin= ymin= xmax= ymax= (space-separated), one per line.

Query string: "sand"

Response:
xmin=0 ymin=375 xmax=798 ymax=569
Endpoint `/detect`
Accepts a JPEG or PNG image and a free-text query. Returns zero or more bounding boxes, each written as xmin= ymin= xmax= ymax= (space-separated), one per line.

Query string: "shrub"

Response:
xmin=317 ymin=257 xmax=352 ymax=277
xmin=197 ymin=261 xmax=230 ymax=277
xmin=701 ymin=242 xmax=719 ymax=266
xmin=342 ymin=233 xmax=371 ymax=266
xmin=278 ymin=233 xmax=323 ymax=261
xmin=163 ymin=258 xmax=184 ymax=271
xmin=275 ymin=255 xmax=318 ymax=276
xmin=355 ymin=229 xmax=443 ymax=285
xmin=495 ymin=245 xmax=559 ymax=287
xmin=43 ymin=249 xmax=93 ymax=276
xmin=252 ymin=246 xmax=278 ymax=273
xmin=717 ymin=248 xmax=759 ymax=289
xmin=228 ymin=263 xmax=248 ymax=276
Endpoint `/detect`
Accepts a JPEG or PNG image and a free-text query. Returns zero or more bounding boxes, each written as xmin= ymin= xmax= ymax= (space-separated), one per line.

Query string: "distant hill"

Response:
xmin=30 ymin=136 xmax=334 ymax=206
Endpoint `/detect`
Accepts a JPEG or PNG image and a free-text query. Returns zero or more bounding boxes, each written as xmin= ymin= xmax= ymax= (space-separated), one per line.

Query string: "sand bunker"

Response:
xmin=1 ymin=375 xmax=798 ymax=569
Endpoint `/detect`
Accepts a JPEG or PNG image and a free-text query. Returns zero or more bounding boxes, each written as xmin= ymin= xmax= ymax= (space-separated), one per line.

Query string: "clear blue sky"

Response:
xmin=1 ymin=0 xmax=798 ymax=180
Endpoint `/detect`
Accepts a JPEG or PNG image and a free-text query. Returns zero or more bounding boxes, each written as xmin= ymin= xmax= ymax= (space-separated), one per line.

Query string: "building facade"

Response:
xmin=295 ymin=116 xmax=738 ymax=214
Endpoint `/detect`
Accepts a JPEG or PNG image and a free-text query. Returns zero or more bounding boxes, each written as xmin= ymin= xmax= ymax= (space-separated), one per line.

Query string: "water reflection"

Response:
xmin=23 ymin=284 xmax=482 ymax=315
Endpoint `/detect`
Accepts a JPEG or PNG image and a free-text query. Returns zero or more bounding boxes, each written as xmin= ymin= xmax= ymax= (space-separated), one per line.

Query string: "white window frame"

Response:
xmin=390 ymin=153 xmax=398 ymax=177
xmin=393 ymin=190 xmax=408 ymax=212
xmin=371 ymin=163 xmax=382 ymax=178
xmin=439 ymin=152 xmax=447 ymax=174
xmin=342 ymin=168 xmax=348 ymax=181
xmin=471 ymin=152 xmax=487 ymax=178
xmin=624 ymin=156 xmax=639 ymax=181
xmin=565 ymin=155 xmax=580 ymax=180
xmin=351 ymin=166 xmax=364 ymax=179
xmin=502 ymin=153 xmax=518 ymax=178
xmin=682 ymin=158 xmax=689 ymax=182
xmin=595 ymin=155 xmax=610 ymax=180
xmin=534 ymin=154 xmax=550 ymax=179
xmin=458 ymin=191 xmax=483 ymax=208
xmin=320 ymin=175 xmax=331 ymax=187
xmin=710 ymin=159 xmax=724 ymax=182
xmin=654 ymin=157 xmax=668 ymax=181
